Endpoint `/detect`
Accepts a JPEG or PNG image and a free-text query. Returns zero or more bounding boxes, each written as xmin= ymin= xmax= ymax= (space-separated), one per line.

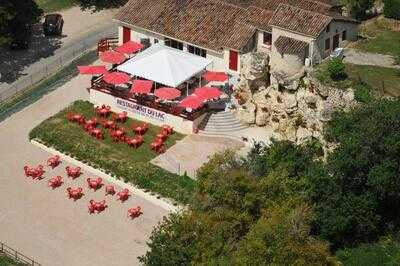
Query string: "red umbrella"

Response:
xmin=154 ymin=87 xmax=181 ymax=100
xmin=202 ymin=71 xmax=228 ymax=82
xmin=78 ymin=65 xmax=108 ymax=75
xmin=115 ymin=41 xmax=144 ymax=54
xmin=130 ymin=80 xmax=153 ymax=94
xmin=178 ymin=95 xmax=203 ymax=109
xmin=194 ymin=87 xmax=222 ymax=100
xmin=100 ymin=51 xmax=126 ymax=64
xmin=103 ymin=72 xmax=130 ymax=85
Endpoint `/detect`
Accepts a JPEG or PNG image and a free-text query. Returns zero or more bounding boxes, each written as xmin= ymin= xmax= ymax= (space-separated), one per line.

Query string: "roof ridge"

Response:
xmin=276 ymin=3 xmax=333 ymax=19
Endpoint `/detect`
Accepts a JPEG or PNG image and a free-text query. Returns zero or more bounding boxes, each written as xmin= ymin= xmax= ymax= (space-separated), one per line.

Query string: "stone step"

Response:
xmin=198 ymin=131 xmax=245 ymax=142
xmin=207 ymin=118 xmax=241 ymax=124
xmin=203 ymin=124 xmax=248 ymax=131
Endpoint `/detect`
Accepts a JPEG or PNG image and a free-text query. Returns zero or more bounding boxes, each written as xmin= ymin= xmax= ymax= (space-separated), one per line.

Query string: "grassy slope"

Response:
xmin=30 ymin=100 xmax=195 ymax=204
xmin=36 ymin=0 xmax=77 ymax=12
xmin=0 ymin=255 xmax=21 ymax=266
xmin=353 ymin=17 xmax=400 ymax=58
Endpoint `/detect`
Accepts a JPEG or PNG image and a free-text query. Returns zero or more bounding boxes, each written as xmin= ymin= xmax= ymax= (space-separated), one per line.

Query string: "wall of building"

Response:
xmin=117 ymin=24 xmax=241 ymax=75
xmin=256 ymin=30 xmax=272 ymax=54
xmin=315 ymin=20 xmax=358 ymax=61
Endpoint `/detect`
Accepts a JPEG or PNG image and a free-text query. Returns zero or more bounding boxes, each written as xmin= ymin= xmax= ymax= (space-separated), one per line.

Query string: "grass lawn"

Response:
xmin=29 ymin=100 xmax=196 ymax=204
xmin=346 ymin=63 xmax=400 ymax=97
xmin=353 ymin=17 xmax=400 ymax=59
xmin=0 ymin=255 xmax=22 ymax=266
xmin=36 ymin=0 xmax=77 ymax=12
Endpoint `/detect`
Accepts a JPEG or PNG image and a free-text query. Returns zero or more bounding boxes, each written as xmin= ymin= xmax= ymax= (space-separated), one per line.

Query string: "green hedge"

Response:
xmin=29 ymin=100 xmax=195 ymax=204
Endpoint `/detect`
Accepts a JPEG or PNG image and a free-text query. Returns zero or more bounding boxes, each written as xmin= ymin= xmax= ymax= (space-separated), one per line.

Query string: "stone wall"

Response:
xmin=232 ymin=52 xmax=356 ymax=144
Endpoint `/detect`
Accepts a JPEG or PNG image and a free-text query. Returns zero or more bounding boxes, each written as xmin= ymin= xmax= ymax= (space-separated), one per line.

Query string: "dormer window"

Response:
xmin=263 ymin=32 xmax=272 ymax=46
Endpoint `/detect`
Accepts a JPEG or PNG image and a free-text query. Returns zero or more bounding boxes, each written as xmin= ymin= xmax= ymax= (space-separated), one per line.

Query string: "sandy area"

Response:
xmin=0 ymin=73 xmax=169 ymax=266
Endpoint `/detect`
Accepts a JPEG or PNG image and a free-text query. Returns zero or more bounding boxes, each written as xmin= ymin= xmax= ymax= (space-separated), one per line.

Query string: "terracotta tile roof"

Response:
xmin=274 ymin=36 xmax=308 ymax=54
xmin=115 ymin=0 xmax=256 ymax=52
xmin=242 ymin=6 xmax=274 ymax=32
xmin=269 ymin=4 xmax=332 ymax=37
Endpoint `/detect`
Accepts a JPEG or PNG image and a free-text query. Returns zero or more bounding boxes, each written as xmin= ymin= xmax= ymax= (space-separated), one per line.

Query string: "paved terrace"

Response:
xmin=0 ymin=74 xmax=169 ymax=266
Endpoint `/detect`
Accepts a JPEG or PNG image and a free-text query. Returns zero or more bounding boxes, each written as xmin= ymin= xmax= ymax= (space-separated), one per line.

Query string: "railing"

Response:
xmin=0 ymin=28 xmax=117 ymax=106
xmin=0 ymin=241 xmax=41 ymax=266
xmin=97 ymin=37 xmax=119 ymax=54
xmin=91 ymin=81 xmax=209 ymax=121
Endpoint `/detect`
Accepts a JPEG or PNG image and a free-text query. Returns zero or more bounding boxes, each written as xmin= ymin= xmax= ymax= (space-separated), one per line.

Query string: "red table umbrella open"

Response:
xmin=130 ymin=80 xmax=153 ymax=94
xmin=202 ymin=71 xmax=228 ymax=82
xmin=103 ymin=72 xmax=130 ymax=85
xmin=154 ymin=87 xmax=181 ymax=100
xmin=194 ymin=87 xmax=222 ymax=100
xmin=78 ymin=65 xmax=108 ymax=75
xmin=115 ymin=41 xmax=144 ymax=54
xmin=178 ymin=95 xmax=203 ymax=109
xmin=100 ymin=51 xmax=126 ymax=64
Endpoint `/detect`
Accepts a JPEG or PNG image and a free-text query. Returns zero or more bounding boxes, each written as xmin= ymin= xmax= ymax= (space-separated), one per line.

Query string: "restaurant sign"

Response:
xmin=116 ymin=98 xmax=166 ymax=122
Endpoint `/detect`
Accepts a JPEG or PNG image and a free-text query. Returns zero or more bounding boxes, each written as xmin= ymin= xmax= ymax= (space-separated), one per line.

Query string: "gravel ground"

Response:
xmin=0 ymin=73 xmax=170 ymax=266
xmin=344 ymin=48 xmax=400 ymax=69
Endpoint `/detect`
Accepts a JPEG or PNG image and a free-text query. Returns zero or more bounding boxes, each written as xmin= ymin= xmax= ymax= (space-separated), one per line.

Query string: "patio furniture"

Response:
xmin=48 ymin=176 xmax=63 ymax=189
xmin=161 ymin=125 xmax=173 ymax=135
xmin=101 ymin=119 xmax=117 ymax=129
xmin=154 ymin=87 xmax=181 ymax=100
xmin=65 ymin=166 xmax=82 ymax=179
xmin=23 ymin=165 xmax=45 ymax=180
xmin=132 ymin=123 xmax=148 ymax=135
xmin=89 ymin=128 xmax=104 ymax=140
xmin=67 ymin=112 xmax=85 ymax=124
xmin=202 ymin=71 xmax=228 ymax=82
xmin=130 ymin=79 xmax=153 ymax=94
xmin=113 ymin=111 xmax=128 ymax=123
xmin=100 ymin=51 xmax=126 ymax=64
xmin=95 ymin=105 xmax=111 ymax=117
xmin=150 ymin=139 xmax=166 ymax=154
xmin=194 ymin=87 xmax=222 ymax=101
xmin=87 ymin=177 xmax=103 ymax=191
xmin=88 ymin=199 xmax=107 ymax=214
xmin=110 ymin=127 xmax=126 ymax=142
xmin=47 ymin=155 xmax=61 ymax=169
xmin=127 ymin=206 xmax=142 ymax=219
xmin=85 ymin=117 xmax=98 ymax=128
xmin=116 ymin=188 xmax=130 ymax=202
xmin=179 ymin=95 xmax=203 ymax=109
xmin=105 ymin=185 xmax=116 ymax=196
xmin=67 ymin=187 xmax=83 ymax=201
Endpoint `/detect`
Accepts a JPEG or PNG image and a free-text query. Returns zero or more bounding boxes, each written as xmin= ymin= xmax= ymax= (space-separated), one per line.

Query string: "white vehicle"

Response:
xmin=330 ymin=47 xmax=344 ymax=60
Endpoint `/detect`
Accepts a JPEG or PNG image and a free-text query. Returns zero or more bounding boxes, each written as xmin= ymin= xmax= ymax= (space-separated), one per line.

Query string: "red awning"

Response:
xmin=103 ymin=72 xmax=130 ymax=85
xmin=100 ymin=51 xmax=126 ymax=64
xmin=78 ymin=65 xmax=108 ymax=75
xmin=178 ymin=95 xmax=203 ymax=109
xmin=193 ymin=87 xmax=222 ymax=100
xmin=202 ymin=71 xmax=228 ymax=82
xmin=130 ymin=80 xmax=153 ymax=94
xmin=154 ymin=87 xmax=181 ymax=100
xmin=115 ymin=41 xmax=144 ymax=54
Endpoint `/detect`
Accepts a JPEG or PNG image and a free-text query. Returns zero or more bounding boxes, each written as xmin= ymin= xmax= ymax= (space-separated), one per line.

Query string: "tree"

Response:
xmin=344 ymin=0 xmax=375 ymax=19
xmin=77 ymin=0 xmax=128 ymax=11
xmin=310 ymin=99 xmax=400 ymax=247
xmin=0 ymin=0 xmax=42 ymax=45
xmin=383 ymin=0 xmax=400 ymax=19
xmin=327 ymin=58 xmax=346 ymax=80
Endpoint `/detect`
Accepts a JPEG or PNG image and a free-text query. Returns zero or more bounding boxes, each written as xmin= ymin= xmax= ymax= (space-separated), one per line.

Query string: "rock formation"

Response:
xmin=232 ymin=52 xmax=356 ymax=144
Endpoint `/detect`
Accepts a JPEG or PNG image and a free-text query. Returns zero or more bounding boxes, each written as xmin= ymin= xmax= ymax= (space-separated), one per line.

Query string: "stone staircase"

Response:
xmin=198 ymin=110 xmax=248 ymax=138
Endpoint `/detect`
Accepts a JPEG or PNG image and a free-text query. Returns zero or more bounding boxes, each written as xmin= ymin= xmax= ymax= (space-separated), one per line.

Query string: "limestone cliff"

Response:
xmin=232 ymin=52 xmax=356 ymax=144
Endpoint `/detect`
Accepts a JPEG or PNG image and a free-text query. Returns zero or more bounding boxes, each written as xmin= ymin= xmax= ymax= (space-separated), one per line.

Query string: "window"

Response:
xmin=326 ymin=24 xmax=330 ymax=32
xmin=188 ymin=45 xmax=207 ymax=57
xmin=164 ymin=38 xmax=183 ymax=50
xmin=154 ymin=38 xmax=159 ymax=44
xmin=342 ymin=30 xmax=347 ymax=41
xmin=263 ymin=32 xmax=272 ymax=46
xmin=325 ymin=38 xmax=330 ymax=50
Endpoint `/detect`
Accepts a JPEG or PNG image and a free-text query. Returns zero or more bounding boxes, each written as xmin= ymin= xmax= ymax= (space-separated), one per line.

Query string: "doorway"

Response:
xmin=333 ymin=34 xmax=340 ymax=50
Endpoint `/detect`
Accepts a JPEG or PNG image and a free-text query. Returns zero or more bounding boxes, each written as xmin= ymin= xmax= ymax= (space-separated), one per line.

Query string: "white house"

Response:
xmin=114 ymin=0 xmax=359 ymax=76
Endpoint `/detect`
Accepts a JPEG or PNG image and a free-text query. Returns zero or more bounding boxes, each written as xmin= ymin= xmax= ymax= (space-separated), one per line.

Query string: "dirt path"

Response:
xmin=344 ymin=48 xmax=400 ymax=69
xmin=0 ymin=74 xmax=170 ymax=266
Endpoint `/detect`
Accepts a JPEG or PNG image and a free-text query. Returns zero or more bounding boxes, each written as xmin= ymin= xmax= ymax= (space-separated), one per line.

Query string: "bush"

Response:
xmin=383 ymin=0 xmax=400 ymax=19
xmin=327 ymin=58 xmax=346 ymax=80
xmin=353 ymin=81 xmax=374 ymax=103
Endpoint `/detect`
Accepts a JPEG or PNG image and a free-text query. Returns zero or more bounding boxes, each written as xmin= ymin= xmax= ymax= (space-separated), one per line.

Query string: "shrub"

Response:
xmin=327 ymin=58 xmax=346 ymax=80
xmin=353 ymin=81 xmax=374 ymax=103
xmin=383 ymin=0 xmax=400 ymax=19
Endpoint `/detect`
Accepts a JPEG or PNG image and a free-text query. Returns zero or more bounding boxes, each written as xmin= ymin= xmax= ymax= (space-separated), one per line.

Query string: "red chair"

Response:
xmin=89 ymin=128 xmax=104 ymax=140
xmin=48 ymin=176 xmax=63 ymax=189
xmin=113 ymin=111 xmax=128 ymax=123
xmin=127 ymin=206 xmax=142 ymax=219
xmin=105 ymin=185 xmax=116 ymax=195
xmin=95 ymin=105 xmax=111 ymax=117
xmin=88 ymin=199 xmax=107 ymax=214
xmin=47 ymin=155 xmax=61 ymax=169
xmin=87 ymin=177 xmax=103 ymax=191
xmin=23 ymin=165 xmax=45 ymax=179
xmin=116 ymin=188 xmax=130 ymax=202
xmin=66 ymin=166 xmax=82 ymax=179
xmin=67 ymin=187 xmax=83 ymax=201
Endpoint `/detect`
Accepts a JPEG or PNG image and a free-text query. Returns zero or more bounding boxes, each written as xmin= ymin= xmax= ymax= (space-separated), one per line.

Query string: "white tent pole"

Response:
xmin=186 ymin=82 xmax=189 ymax=96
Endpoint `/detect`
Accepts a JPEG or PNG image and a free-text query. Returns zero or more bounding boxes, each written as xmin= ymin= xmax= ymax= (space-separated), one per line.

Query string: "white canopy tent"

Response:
xmin=117 ymin=44 xmax=213 ymax=88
